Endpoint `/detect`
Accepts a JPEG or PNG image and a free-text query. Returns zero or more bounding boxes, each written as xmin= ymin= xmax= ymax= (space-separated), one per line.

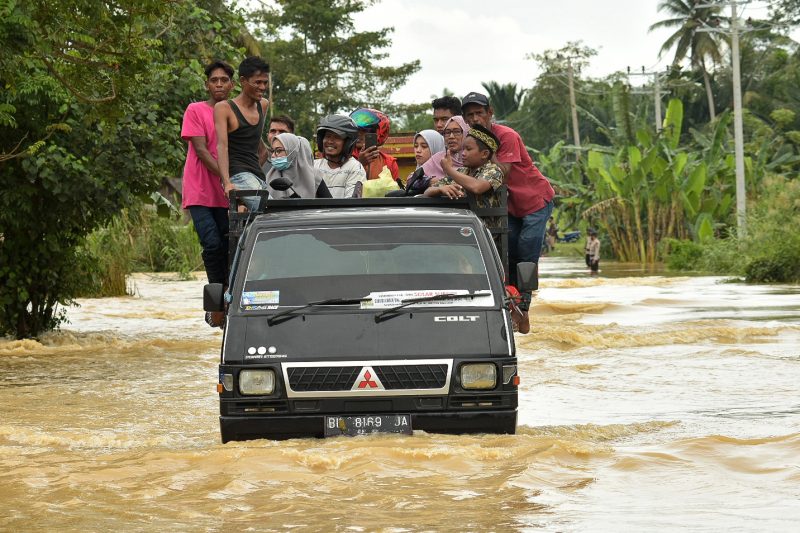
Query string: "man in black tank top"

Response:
xmin=214 ymin=56 xmax=271 ymax=211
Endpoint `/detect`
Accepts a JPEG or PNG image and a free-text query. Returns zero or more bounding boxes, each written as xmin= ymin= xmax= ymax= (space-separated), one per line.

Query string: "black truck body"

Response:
xmin=205 ymin=190 xmax=530 ymax=442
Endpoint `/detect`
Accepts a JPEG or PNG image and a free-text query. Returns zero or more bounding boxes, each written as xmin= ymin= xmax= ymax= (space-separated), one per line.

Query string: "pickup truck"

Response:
xmin=203 ymin=190 xmax=536 ymax=442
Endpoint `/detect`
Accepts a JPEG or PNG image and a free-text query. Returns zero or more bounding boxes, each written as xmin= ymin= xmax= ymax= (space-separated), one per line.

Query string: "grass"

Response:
xmin=78 ymin=202 xmax=202 ymax=297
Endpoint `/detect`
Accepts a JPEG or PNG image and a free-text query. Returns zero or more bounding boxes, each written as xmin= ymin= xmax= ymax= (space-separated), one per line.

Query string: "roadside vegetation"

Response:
xmin=79 ymin=201 xmax=202 ymax=298
xmin=663 ymin=175 xmax=800 ymax=282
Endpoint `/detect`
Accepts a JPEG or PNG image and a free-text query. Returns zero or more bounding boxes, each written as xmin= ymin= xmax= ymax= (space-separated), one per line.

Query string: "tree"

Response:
xmin=511 ymin=42 xmax=600 ymax=151
xmin=770 ymin=0 xmax=800 ymax=26
xmin=0 ymin=0 xmax=249 ymax=338
xmin=480 ymin=81 xmax=523 ymax=121
xmin=250 ymin=0 xmax=420 ymax=136
xmin=650 ymin=0 xmax=725 ymax=121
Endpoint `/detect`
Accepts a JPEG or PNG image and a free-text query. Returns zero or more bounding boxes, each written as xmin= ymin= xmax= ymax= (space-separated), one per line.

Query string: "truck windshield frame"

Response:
xmin=240 ymin=224 xmax=495 ymax=309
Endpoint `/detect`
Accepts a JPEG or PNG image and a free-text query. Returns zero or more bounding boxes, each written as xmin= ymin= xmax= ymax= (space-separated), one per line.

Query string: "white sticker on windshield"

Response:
xmin=241 ymin=290 xmax=280 ymax=306
xmin=361 ymin=290 xmax=493 ymax=309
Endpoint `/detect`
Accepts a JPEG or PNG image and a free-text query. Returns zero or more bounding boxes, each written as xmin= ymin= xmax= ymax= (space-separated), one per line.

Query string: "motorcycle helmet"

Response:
xmin=350 ymin=107 xmax=391 ymax=145
xmin=316 ymin=115 xmax=360 ymax=164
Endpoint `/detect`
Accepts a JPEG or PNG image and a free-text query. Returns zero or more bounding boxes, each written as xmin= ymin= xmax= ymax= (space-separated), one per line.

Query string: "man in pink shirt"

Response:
xmin=181 ymin=60 xmax=234 ymax=288
xmin=462 ymin=92 xmax=555 ymax=334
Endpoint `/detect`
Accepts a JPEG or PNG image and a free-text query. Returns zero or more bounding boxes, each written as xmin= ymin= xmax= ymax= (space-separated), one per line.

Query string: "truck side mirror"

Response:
xmin=269 ymin=176 xmax=294 ymax=191
xmin=516 ymin=262 xmax=538 ymax=292
xmin=204 ymin=283 xmax=225 ymax=312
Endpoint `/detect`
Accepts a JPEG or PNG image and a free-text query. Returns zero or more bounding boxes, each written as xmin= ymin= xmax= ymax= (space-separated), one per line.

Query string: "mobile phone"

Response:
xmin=364 ymin=132 xmax=378 ymax=149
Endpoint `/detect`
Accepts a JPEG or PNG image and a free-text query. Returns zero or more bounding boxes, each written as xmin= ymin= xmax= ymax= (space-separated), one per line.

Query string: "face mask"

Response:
xmin=271 ymin=156 xmax=290 ymax=171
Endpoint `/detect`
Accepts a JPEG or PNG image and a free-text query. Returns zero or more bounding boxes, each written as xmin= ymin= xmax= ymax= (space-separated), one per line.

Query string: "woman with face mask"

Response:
xmin=265 ymin=133 xmax=332 ymax=198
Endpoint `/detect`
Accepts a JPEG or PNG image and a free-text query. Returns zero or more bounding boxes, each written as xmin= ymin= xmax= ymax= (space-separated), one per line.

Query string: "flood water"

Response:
xmin=1 ymin=259 xmax=799 ymax=531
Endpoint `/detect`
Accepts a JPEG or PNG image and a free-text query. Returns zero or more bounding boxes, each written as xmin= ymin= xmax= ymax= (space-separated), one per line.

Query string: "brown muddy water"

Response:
xmin=1 ymin=259 xmax=799 ymax=532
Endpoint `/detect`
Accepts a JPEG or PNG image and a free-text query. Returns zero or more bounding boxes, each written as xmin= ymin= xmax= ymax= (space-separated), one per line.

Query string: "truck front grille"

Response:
xmin=374 ymin=364 xmax=448 ymax=389
xmin=288 ymin=366 xmax=361 ymax=392
xmin=286 ymin=363 xmax=448 ymax=391
xmin=282 ymin=359 xmax=453 ymax=397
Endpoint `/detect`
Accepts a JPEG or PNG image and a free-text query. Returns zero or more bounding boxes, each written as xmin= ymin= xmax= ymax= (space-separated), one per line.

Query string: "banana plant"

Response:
xmin=583 ymin=98 xmax=736 ymax=263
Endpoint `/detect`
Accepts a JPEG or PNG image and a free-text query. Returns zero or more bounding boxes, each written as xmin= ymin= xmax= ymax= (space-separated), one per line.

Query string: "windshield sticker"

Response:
xmin=460 ymin=227 xmax=473 ymax=237
xmin=242 ymin=304 xmax=279 ymax=311
xmin=241 ymin=291 xmax=279 ymax=306
xmin=361 ymin=290 xmax=493 ymax=309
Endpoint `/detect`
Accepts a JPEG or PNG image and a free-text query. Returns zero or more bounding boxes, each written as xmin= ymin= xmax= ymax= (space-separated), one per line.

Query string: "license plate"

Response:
xmin=324 ymin=414 xmax=412 ymax=437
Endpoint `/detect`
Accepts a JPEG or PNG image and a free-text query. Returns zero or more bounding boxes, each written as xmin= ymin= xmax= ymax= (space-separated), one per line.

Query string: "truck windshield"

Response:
xmin=243 ymin=225 xmax=493 ymax=307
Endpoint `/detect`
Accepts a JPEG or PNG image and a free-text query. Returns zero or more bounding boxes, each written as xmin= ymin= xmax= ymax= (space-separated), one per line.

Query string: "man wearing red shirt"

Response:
xmin=462 ymin=92 xmax=555 ymax=333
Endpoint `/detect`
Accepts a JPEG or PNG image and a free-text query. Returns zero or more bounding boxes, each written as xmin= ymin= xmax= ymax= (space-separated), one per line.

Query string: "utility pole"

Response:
xmin=268 ymin=71 xmax=274 ymax=119
xmin=556 ymin=52 xmax=582 ymax=159
xmin=697 ymin=0 xmax=748 ymax=235
xmin=627 ymin=66 xmax=669 ymax=132
xmin=653 ymin=71 xmax=662 ymax=132
xmin=730 ymin=2 xmax=747 ymax=235
xmin=566 ymin=59 xmax=581 ymax=157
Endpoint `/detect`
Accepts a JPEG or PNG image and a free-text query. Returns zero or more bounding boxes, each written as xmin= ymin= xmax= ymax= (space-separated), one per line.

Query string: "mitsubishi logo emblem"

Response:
xmin=352 ymin=366 xmax=384 ymax=391
xmin=358 ymin=370 xmax=377 ymax=389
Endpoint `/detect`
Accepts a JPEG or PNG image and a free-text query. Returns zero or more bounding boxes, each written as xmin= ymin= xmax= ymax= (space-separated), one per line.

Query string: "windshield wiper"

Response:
xmin=267 ymin=297 xmax=371 ymax=326
xmin=374 ymin=292 xmax=480 ymax=323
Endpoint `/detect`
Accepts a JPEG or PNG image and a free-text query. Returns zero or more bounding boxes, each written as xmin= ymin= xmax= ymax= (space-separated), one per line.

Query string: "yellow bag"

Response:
xmin=361 ymin=166 xmax=400 ymax=198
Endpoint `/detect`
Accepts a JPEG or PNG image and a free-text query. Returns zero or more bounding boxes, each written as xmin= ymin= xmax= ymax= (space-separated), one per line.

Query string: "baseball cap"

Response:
xmin=461 ymin=92 xmax=490 ymax=109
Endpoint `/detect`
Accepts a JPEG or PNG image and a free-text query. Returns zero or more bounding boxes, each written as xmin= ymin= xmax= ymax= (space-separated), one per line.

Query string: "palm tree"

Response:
xmin=481 ymin=81 xmax=524 ymax=121
xmin=650 ymin=0 xmax=725 ymax=121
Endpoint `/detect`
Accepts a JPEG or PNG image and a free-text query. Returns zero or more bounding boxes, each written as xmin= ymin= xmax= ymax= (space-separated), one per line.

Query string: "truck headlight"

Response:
xmin=460 ymin=363 xmax=496 ymax=390
xmin=239 ymin=369 xmax=275 ymax=395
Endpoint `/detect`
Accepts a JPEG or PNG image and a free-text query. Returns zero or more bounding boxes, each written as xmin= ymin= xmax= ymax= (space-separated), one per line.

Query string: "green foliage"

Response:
xmin=0 ymin=0 xmax=246 ymax=338
xmin=582 ymin=99 xmax=739 ymax=263
xmin=79 ymin=204 xmax=203 ymax=297
xmin=528 ymin=141 xmax=588 ymax=229
xmin=665 ymin=175 xmax=800 ymax=282
xmin=385 ymin=102 xmax=432 ymax=133
xmin=649 ymin=0 xmax=724 ymax=120
xmin=480 ymin=81 xmax=523 ymax=121
xmin=514 ymin=41 xmax=603 ymax=150
xmin=250 ymin=0 xmax=420 ymax=136
xmin=662 ymin=239 xmax=704 ymax=270
xmin=80 ymin=215 xmax=136 ymax=298
xmin=745 ymin=253 xmax=799 ymax=283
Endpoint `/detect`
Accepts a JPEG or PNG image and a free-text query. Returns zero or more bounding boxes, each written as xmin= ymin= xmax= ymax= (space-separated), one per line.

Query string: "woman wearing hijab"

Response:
xmin=386 ymin=129 xmax=444 ymax=197
xmin=266 ymin=133 xmax=332 ymax=198
xmin=421 ymin=115 xmax=470 ymax=185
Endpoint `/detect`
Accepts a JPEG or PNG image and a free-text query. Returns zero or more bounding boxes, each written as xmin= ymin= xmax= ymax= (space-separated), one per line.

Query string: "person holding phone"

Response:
xmin=349 ymin=107 xmax=400 ymax=181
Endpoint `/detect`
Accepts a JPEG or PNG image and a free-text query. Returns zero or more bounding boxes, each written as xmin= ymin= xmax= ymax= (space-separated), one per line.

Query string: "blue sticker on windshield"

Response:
xmin=241 ymin=291 xmax=279 ymax=305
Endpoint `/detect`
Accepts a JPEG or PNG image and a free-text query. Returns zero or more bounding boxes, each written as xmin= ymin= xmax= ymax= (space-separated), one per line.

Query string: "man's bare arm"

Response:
xmin=189 ymin=136 xmax=221 ymax=177
xmin=258 ymin=139 xmax=269 ymax=167
xmin=214 ymin=103 xmax=234 ymax=195
xmin=257 ymin=99 xmax=270 ymax=166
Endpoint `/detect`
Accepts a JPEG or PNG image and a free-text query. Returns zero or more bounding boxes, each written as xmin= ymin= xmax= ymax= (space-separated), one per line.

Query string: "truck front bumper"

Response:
xmin=220 ymin=410 xmax=517 ymax=442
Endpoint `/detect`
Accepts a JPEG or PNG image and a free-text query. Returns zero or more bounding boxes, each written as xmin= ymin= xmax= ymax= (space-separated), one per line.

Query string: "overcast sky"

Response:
xmin=346 ymin=0 xmax=779 ymax=104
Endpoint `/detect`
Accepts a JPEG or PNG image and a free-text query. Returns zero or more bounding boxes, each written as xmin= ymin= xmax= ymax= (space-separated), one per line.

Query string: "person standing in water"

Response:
xmin=586 ymin=229 xmax=600 ymax=275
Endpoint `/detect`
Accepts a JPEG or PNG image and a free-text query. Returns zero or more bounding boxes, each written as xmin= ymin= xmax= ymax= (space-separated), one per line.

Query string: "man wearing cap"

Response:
xmin=462 ymin=91 xmax=555 ymax=333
